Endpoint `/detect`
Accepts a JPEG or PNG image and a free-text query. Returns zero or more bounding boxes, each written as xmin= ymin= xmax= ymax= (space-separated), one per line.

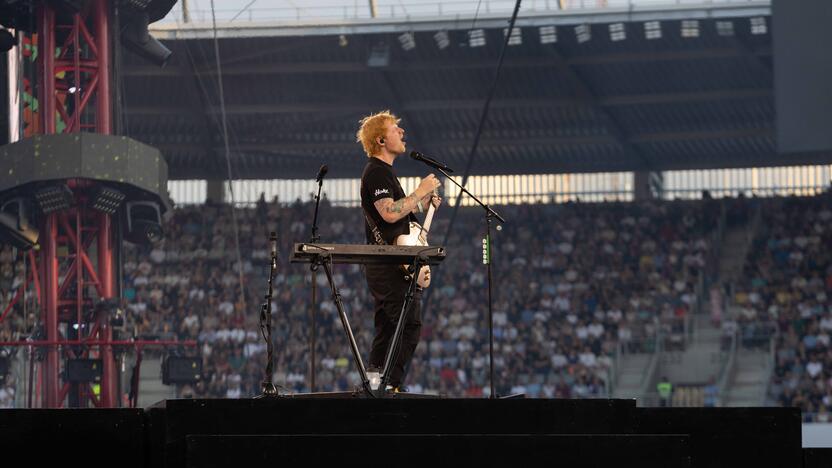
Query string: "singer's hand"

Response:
xmin=417 ymin=174 xmax=441 ymax=197
xmin=431 ymin=196 xmax=442 ymax=209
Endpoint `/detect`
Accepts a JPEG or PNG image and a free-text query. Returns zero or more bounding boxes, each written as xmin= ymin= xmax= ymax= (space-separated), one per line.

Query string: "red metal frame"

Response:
xmin=37 ymin=0 xmax=111 ymax=135
xmin=0 ymin=1 xmax=188 ymax=408
xmin=1 ymin=200 xmax=195 ymax=408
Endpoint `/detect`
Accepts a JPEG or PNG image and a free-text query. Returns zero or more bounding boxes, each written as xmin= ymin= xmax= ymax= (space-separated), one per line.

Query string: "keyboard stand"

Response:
xmin=312 ymin=252 xmax=428 ymax=398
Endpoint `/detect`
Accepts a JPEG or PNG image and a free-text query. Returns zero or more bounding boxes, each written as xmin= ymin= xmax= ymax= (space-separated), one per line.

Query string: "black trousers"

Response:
xmin=365 ymin=264 xmax=422 ymax=388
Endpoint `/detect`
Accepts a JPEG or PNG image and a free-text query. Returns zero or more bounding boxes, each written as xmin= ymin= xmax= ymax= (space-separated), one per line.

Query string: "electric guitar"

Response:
xmin=395 ymin=191 xmax=438 ymax=288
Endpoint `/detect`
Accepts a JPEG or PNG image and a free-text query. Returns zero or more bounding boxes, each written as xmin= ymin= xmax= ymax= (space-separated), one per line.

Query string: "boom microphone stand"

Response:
xmin=432 ymin=165 xmax=506 ymax=399
xmin=258 ymin=232 xmax=279 ymax=397
xmin=309 ymin=164 xmax=327 ymax=392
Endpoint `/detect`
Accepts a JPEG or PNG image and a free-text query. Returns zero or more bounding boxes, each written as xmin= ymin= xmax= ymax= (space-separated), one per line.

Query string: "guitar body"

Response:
xmin=395 ymin=221 xmax=431 ymax=288
xmin=395 ymin=197 xmax=437 ymax=288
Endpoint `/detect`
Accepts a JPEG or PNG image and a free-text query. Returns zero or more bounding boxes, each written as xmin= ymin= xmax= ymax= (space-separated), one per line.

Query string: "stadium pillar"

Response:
xmin=634 ymin=171 xmax=664 ymax=200
xmin=206 ymin=179 xmax=226 ymax=203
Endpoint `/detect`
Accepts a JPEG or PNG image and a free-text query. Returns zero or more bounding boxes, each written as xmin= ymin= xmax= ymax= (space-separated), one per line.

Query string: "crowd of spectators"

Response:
xmin=0 ymin=195 xmax=715 ymax=404
xmin=730 ymin=193 xmax=832 ymax=422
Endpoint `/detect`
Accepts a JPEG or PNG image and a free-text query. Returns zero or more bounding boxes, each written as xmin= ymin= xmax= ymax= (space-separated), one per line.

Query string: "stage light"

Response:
xmin=575 ymin=24 xmax=591 ymax=44
xmin=433 ymin=30 xmax=449 ymax=49
xmin=367 ymin=42 xmax=390 ymax=67
xmin=644 ymin=21 xmax=662 ymax=40
xmin=0 ymin=212 xmax=38 ymax=250
xmin=118 ymin=0 xmax=176 ymax=67
xmin=468 ymin=29 xmax=486 ymax=48
xmin=504 ymin=27 xmax=522 ymax=46
xmin=121 ymin=12 xmax=172 ymax=67
xmin=539 ymin=25 xmax=557 ymax=44
xmin=34 ymin=184 xmax=73 ymax=213
xmin=124 ymin=201 xmax=163 ymax=245
xmin=398 ymin=31 xmax=415 ymax=51
xmin=750 ymin=17 xmax=767 ymax=35
xmin=119 ymin=0 xmax=176 ymax=23
xmin=681 ymin=20 xmax=700 ymax=38
xmin=716 ymin=21 xmax=735 ymax=37
xmin=0 ymin=198 xmax=38 ymax=250
xmin=91 ymin=186 xmax=126 ymax=214
xmin=609 ymin=23 xmax=626 ymax=42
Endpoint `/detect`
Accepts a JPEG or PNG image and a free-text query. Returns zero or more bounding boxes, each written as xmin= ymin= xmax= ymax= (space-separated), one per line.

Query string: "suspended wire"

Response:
xmin=423 ymin=0 xmax=523 ymax=315
xmin=470 ymin=0 xmax=485 ymax=29
xmin=210 ymin=0 xmax=248 ymax=313
xmin=229 ymin=0 xmax=258 ymax=23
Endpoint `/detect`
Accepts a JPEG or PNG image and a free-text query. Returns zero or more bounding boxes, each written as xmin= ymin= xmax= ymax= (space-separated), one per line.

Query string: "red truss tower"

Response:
xmin=0 ymin=0 xmax=187 ymax=408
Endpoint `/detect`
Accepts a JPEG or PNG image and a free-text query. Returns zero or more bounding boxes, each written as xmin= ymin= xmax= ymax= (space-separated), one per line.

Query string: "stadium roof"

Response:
xmin=119 ymin=1 xmax=832 ymax=180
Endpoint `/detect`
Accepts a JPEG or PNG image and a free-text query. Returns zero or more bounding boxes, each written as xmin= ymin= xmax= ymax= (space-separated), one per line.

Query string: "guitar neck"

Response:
xmin=422 ymin=202 xmax=437 ymax=234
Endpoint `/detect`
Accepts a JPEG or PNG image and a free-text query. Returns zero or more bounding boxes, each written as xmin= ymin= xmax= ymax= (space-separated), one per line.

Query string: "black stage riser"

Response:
xmin=185 ymin=434 xmax=692 ymax=468
xmin=635 ymin=407 xmax=802 ymax=468
xmin=152 ymin=398 xmax=637 ymax=435
xmin=803 ymin=448 xmax=832 ymax=468
xmin=0 ymin=409 xmax=145 ymax=467
xmin=0 ymin=399 xmax=805 ymax=468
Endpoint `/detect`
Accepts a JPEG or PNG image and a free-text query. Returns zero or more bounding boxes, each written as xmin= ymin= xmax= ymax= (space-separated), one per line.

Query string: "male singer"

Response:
xmin=356 ymin=110 xmax=441 ymax=391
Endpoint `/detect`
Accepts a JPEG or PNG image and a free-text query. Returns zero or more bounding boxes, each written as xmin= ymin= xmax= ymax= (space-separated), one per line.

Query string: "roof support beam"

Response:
xmin=124 ymin=88 xmax=772 ymax=116
xmin=151 ymin=127 xmax=774 ymax=154
xmin=122 ymin=47 xmax=772 ymax=77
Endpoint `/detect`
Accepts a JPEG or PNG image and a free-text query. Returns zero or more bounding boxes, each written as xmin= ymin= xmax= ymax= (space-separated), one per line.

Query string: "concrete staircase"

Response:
xmin=718 ymin=228 xmax=751 ymax=284
xmin=718 ymin=205 xmax=760 ymax=285
xmin=138 ymin=357 xmax=174 ymax=408
xmin=612 ymin=353 xmax=653 ymax=400
xmin=661 ymin=314 xmax=724 ymax=386
xmin=722 ymin=349 xmax=770 ymax=407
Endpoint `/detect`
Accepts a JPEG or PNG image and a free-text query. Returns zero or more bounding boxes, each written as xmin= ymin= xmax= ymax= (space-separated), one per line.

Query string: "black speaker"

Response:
xmin=0 ymin=355 xmax=8 ymax=384
xmin=162 ymin=356 xmax=202 ymax=385
xmin=65 ymin=359 xmax=103 ymax=383
xmin=0 ymin=198 xmax=38 ymax=250
xmin=124 ymin=201 xmax=163 ymax=245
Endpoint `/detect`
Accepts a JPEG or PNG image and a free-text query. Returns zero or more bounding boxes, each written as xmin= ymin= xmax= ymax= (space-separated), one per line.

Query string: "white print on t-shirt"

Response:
xmin=374 ymin=188 xmax=390 ymax=196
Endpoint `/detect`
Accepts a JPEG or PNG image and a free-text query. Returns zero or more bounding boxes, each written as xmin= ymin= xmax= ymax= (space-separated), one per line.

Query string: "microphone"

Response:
xmin=315 ymin=164 xmax=329 ymax=184
xmin=410 ymin=151 xmax=453 ymax=173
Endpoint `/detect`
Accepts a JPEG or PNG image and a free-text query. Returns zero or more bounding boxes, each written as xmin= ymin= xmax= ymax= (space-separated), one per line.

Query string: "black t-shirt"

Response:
xmin=360 ymin=157 xmax=416 ymax=245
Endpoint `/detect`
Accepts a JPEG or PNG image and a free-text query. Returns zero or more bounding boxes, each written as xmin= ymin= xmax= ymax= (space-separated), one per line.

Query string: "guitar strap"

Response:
xmin=362 ymin=206 xmax=428 ymax=284
xmin=362 ymin=208 xmax=387 ymax=246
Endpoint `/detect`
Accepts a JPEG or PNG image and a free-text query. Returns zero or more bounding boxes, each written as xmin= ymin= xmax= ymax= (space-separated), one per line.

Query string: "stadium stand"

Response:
xmin=0 ymin=194 xmax=717 ymax=401
xmin=730 ymin=193 xmax=832 ymax=422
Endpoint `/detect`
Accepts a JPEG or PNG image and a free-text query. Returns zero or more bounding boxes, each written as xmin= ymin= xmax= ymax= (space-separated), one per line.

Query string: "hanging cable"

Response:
xmin=210 ymin=0 xmax=247 ymax=314
xmin=423 ymin=0 xmax=523 ymax=315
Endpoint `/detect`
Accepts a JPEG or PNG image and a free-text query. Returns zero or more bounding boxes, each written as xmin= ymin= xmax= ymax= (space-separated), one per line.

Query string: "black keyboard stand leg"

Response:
xmin=318 ymin=255 xmax=375 ymax=397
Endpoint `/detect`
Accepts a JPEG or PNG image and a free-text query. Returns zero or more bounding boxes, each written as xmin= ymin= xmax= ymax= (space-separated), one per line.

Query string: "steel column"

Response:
xmin=97 ymin=211 xmax=116 ymax=406
xmin=42 ymin=213 xmax=60 ymax=408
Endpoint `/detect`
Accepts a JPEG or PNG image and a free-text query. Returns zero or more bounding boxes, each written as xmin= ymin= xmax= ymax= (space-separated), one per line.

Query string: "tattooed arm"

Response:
xmin=373 ymin=192 xmax=423 ymax=224
xmin=373 ymin=174 xmax=441 ymax=224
